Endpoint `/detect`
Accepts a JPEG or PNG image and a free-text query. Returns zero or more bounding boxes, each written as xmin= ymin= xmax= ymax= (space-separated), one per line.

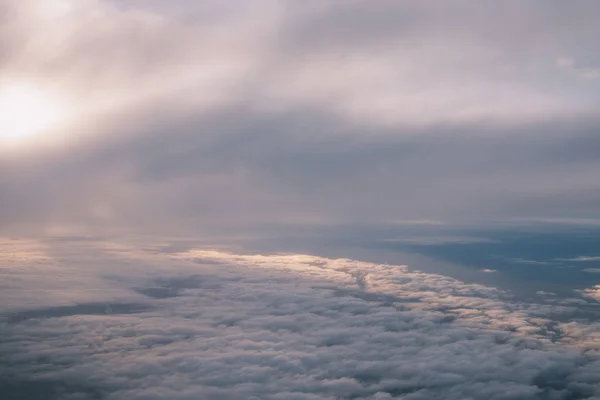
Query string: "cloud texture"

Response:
xmin=1 ymin=0 xmax=600 ymax=235
xmin=1 ymin=239 xmax=599 ymax=399
xmin=2 ymin=3 xmax=600 ymax=398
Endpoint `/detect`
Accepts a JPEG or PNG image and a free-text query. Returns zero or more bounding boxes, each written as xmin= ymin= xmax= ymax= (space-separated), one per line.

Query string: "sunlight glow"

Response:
xmin=0 ymin=83 xmax=69 ymax=147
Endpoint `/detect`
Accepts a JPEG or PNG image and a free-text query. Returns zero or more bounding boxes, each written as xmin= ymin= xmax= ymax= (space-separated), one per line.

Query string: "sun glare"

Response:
xmin=0 ymin=83 xmax=68 ymax=147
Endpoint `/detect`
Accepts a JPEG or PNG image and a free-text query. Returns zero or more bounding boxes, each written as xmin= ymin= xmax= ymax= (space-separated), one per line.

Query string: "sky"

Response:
xmin=1 ymin=1 xmax=600 ymax=399
xmin=1 ymin=0 xmax=600 ymax=236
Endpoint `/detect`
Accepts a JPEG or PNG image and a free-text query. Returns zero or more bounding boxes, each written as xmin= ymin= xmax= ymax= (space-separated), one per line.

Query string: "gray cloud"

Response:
xmin=2 ymin=107 xmax=600 ymax=235
xmin=2 ymin=3 xmax=600 ymax=398
xmin=1 ymin=239 xmax=599 ymax=399
xmin=1 ymin=0 xmax=600 ymax=236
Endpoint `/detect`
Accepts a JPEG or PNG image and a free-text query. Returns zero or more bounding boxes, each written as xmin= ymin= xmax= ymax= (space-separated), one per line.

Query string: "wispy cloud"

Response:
xmin=384 ymin=236 xmax=498 ymax=246
xmin=556 ymin=56 xmax=600 ymax=80
xmin=506 ymin=258 xmax=553 ymax=266
xmin=583 ymin=268 xmax=600 ymax=274
xmin=560 ymin=256 xmax=600 ymax=262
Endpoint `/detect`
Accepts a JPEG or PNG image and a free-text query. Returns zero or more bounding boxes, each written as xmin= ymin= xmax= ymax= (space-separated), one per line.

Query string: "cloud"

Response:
xmin=1 ymin=0 xmax=600 ymax=235
xmin=1 ymin=238 xmax=600 ymax=399
xmin=557 ymin=56 xmax=600 ymax=80
xmin=505 ymin=258 xmax=553 ymax=266
xmin=536 ymin=291 xmax=556 ymax=296
xmin=2 ymin=2 xmax=599 ymax=397
xmin=582 ymin=285 xmax=600 ymax=301
xmin=562 ymin=256 xmax=600 ymax=262
xmin=557 ymin=57 xmax=576 ymax=69
xmin=384 ymin=236 xmax=498 ymax=246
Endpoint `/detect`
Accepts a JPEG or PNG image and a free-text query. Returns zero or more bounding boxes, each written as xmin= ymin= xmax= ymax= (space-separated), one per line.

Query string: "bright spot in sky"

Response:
xmin=0 ymin=83 xmax=68 ymax=147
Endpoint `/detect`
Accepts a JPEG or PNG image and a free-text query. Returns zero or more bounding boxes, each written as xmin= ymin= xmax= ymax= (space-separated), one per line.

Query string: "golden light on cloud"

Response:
xmin=0 ymin=83 xmax=69 ymax=148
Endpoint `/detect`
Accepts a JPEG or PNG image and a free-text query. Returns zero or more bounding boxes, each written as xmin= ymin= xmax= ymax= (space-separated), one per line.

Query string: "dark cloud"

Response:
xmin=2 ymin=105 xmax=600 ymax=236
xmin=2 ymin=302 xmax=152 ymax=323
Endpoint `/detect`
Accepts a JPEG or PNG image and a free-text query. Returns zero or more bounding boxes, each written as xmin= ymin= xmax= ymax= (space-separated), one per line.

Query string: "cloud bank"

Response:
xmin=1 ymin=0 xmax=600 ymax=235
xmin=1 ymin=239 xmax=599 ymax=399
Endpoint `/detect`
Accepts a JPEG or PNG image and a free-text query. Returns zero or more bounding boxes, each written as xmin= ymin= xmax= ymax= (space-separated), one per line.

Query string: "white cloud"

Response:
xmin=536 ymin=291 xmax=556 ymax=296
xmin=505 ymin=258 xmax=553 ymax=266
xmin=1 ymin=238 xmax=599 ymax=399
xmin=561 ymin=256 xmax=600 ymax=262
xmin=556 ymin=57 xmax=575 ymax=69
xmin=582 ymin=285 xmax=600 ymax=301
xmin=556 ymin=56 xmax=600 ymax=80
xmin=2 ymin=0 xmax=599 ymax=139
xmin=583 ymin=268 xmax=600 ymax=274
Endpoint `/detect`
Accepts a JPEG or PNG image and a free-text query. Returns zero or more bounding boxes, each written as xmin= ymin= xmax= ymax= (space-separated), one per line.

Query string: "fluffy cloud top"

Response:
xmin=1 ymin=238 xmax=599 ymax=399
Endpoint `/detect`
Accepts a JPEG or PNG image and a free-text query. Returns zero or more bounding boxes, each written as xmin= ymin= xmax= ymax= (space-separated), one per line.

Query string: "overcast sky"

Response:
xmin=1 ymin=0 xmax=600 ymax=237
xmin=2 ymin=3 xmax=600 ymax=399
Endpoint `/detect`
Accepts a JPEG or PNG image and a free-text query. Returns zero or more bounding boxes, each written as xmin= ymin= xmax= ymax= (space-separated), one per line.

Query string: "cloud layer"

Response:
xmin=2 ymin=3 xmax=600 ymax=397
xmin=1 ymin=0 xmax=600 ymax=235
xmin=1 ymin=239 xmax=599 ymax=399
